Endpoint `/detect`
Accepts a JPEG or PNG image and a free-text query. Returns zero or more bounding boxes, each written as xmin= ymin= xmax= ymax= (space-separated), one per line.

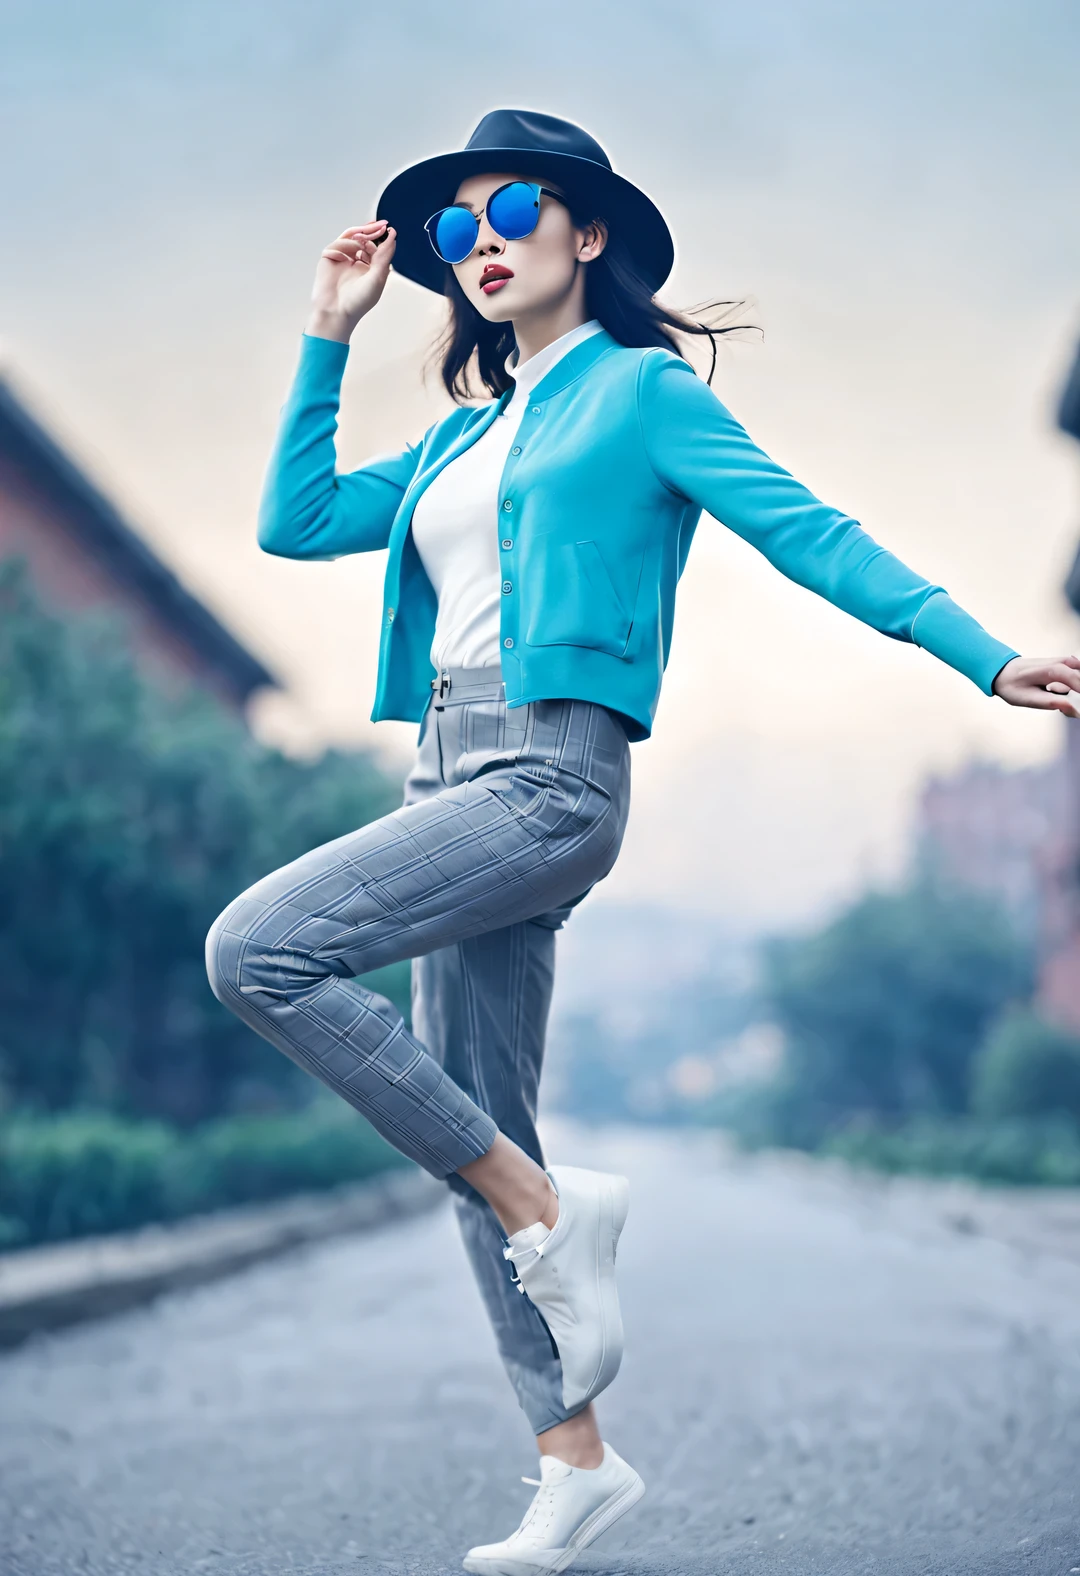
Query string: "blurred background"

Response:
xmin=3 ymin=0 xmax=1080 ymax=1244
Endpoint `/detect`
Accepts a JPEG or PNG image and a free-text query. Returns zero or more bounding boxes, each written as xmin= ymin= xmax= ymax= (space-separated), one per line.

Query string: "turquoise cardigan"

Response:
xmin=259 ymin=328 xmax=1017 ymax=741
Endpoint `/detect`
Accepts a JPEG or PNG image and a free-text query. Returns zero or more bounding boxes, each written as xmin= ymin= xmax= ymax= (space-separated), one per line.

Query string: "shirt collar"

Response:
xmin=503 ymin=319 xmax=604 ymax=403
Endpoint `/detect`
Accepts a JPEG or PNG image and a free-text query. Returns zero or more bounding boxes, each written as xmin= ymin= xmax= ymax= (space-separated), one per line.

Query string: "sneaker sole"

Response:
xmin=560 ymin=1169 xmax=630 ymax=1411
xmin=562 ymin=1465 xmax=645 ymax=1564
xmin=461 ymin=1468 xmax=646 ymax=1575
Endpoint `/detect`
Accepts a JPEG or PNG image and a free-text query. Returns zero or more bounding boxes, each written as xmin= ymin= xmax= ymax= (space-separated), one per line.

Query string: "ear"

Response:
xmin=578 ymin=218 xmax=608 ymax=263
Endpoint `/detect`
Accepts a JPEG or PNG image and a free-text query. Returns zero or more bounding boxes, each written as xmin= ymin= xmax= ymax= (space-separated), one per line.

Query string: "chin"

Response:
xmin=470 ymin=295 xmax=517 ymax=325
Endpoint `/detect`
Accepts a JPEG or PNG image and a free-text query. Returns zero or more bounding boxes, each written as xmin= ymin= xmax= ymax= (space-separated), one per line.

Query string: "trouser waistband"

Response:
xmin=430 ymin=666 xmax=506 ymax=708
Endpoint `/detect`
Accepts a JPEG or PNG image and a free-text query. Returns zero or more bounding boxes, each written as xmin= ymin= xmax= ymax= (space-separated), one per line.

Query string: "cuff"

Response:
xmin=910 ymin=592 xmax=1018 ymax=695
xmin=298 ymin=331 xmax=351 ymax=373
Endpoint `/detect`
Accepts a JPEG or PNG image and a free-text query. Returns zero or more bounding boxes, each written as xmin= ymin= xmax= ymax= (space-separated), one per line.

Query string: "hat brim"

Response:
xmin=376 ymin=147 xmax=675 ymax=297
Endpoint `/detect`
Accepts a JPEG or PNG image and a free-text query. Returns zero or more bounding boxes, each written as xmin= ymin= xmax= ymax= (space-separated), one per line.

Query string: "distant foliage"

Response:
xmin=724 ymin=879 xmax=1080 ymax=1186
xmin=756 ymin=882 xmax=1032 ymax=1148
xmin=971 ymin=1008 xmax=1080 ymax=1124
xmin=0 ymin=559 xmax=409 ymax=1125
xmin=824 ymin=1116 xmax=1080 ymax=1187
xmin=0 ymin=1103 xmax=407 ymax=1249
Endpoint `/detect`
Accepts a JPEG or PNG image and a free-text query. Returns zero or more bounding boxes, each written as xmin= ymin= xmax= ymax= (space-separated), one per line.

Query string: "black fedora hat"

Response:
xmin=376 ymin=108 xmax=675 ymax=298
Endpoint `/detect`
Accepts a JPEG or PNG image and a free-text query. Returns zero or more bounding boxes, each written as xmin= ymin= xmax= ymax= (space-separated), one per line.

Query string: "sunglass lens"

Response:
xmin=431 ymin=206 xmax=478 ymax=264
xmin=487 ymin=181 xmax=541 ymax=241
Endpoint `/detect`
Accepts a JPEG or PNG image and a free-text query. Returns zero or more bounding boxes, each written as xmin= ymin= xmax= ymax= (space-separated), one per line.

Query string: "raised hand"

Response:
xmin=992 ymin=654 xmax=1080 ymax=715
xmin=305 ymin=220 xmax=397 ymax=344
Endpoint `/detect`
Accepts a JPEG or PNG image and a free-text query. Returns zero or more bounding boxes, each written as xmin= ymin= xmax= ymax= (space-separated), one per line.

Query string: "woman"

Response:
xmin=206 ymin=109 xmax=1080 ymax=1574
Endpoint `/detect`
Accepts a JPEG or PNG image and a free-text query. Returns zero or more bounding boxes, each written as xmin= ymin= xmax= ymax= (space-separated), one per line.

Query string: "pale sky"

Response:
xmin=4 ymin=0 xmax=1080 ymax=926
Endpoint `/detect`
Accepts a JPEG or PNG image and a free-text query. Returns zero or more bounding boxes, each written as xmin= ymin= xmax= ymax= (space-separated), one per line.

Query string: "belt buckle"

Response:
xmin=431 ymin=671 xmax=450 ymax=711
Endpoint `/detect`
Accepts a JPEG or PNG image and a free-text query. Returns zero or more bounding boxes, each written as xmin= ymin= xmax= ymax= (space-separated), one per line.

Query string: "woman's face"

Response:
xmin=449 ymin=171 xmax=606 ymax=323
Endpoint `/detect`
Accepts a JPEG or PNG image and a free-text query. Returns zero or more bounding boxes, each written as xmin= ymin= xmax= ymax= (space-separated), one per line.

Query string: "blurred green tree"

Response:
xmin=971 ymin=1007 xmax=1080 ymax=1124
xmin=758 ymin=882 xmax=1032 ymax=1146
xmin=0 ymin=558 xmax=408 ymax=1125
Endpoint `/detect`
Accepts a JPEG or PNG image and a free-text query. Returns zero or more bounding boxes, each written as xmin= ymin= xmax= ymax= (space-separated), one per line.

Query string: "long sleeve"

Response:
xmin=257 ymin=334 xmax=427 ymax=561
xmin=637 ymin=351 xmax=1018 ymax=694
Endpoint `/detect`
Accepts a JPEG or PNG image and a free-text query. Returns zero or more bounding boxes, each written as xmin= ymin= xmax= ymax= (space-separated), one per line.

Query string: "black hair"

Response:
xmin=433 ymin=194 xmax=753 ymax=403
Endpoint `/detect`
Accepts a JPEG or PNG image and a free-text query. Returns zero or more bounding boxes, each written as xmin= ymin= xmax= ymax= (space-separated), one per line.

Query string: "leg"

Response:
xmin=413 ymin=906 xmax=575 ymax=1436
xmin=205 ymin=698 xmax=629 ymax=1184
xmin=414 ymin=889 xmax=606 ymax=1465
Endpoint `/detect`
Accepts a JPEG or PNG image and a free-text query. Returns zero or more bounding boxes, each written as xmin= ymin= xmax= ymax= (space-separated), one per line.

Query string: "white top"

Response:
xmin=411 ymin=318 xmax=605 ymax=671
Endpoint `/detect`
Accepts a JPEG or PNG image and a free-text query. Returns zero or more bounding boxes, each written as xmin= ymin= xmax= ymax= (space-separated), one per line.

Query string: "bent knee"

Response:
xmin=205 ymin=900 xmax=247 ymax=1008
xmin=204 ymin=895 xmax=287 ymax=1007
xmin=205 ymin=892 xmax=342 ymax=1010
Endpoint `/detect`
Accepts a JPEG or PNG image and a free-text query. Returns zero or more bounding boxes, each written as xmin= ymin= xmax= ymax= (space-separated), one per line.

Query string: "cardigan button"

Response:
xmin=501 ymin=538 xmax=513 ymax=550
xmin=502 ymin=581 xmax=513 ymax=594
xmin=503 ymin=637 xmax=514 ymax=649
xmin=386 ymin=607 xmax=395 ymax=622
xmin=531 ymin=406 xmax=540 ymax=415
xmin=502 ymin=499 xmax=513 ymax=511
xmin=511 ymin=445 xmax=522 ymax=456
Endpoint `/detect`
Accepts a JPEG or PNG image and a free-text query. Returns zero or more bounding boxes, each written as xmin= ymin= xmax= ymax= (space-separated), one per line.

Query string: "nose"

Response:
xmin=474 ymin=212 xmax=504 ymax=258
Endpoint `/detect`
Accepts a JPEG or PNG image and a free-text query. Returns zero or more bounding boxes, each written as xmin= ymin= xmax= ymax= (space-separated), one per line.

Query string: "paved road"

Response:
xmin=2 ymin=1126 xmax=1079 ymax=1576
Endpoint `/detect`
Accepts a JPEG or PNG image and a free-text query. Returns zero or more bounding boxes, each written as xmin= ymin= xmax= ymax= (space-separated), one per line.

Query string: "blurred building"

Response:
xmin=915 ymin=758 xmax=1068 ymax=939
xmin=0 ymin=371 xmax=274 ymax=712
xmin=1040 ymin=336 xmax=1080 ymax=1030
xmin=916 ymin=337 xmax=1080 ymax=1033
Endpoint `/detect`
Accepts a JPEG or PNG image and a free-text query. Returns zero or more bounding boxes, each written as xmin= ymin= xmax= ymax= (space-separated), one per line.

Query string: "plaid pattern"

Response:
xmin=205 ymin=676 xmax=630 ymax=1186
xmin=405 ymin=677 xmax=630 ymax=1429
xmin=207 ymin=677 xmax=630 ymax=1430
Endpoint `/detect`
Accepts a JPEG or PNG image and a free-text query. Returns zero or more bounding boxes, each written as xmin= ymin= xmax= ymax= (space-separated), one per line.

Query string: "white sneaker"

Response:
xmin=503 ymin=1166 xmax=630 ymax=1412
xmin=462 ymin=1442 xmax=645 ymax=1575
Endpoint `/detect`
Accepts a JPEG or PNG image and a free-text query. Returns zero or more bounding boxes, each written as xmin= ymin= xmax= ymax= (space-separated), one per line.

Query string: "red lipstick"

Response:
xmin=480 ymin=264 xmax=514 ymax=294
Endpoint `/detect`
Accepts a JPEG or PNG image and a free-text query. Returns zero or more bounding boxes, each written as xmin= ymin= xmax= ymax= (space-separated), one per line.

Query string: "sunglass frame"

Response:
xmin=423 ymin=181 xmax=568 ymax=265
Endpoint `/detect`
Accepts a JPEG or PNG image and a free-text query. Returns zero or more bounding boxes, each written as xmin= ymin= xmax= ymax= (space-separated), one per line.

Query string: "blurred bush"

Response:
xmin=717 ymin=880 xmax=1080 ymax=1186
xmin=0 ymin=1102 xmax=408 ymax=1249
xmin=970 ymin=1007 xmax=1080 ymax=1124
xmin=823 ymin=1116 xmax=1080 ymax=1186
xmin=0 ymin=559 xmax=410 ymax=1127
xmin=754 ymin=881 xmax=1032 ymax=1149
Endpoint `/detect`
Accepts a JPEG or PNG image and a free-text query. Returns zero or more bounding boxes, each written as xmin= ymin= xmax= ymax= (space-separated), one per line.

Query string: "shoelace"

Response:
xmin=502 ymin=1240 xmax=548 ymax=1264
xmin=502 ymin=1237 xmax=547 ymax=1296
xmin=511 ymin=1476 xmax=556 ymax=1543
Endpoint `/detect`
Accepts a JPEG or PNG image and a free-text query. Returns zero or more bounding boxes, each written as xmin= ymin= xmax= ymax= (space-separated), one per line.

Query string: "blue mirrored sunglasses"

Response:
xmin=424 ymin=181 xmax=568 ymax=266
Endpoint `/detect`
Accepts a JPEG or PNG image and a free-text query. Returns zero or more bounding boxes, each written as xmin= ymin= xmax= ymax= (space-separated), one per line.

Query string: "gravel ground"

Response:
xmin=1 ymin=1124 xmax=1079 ymax=1576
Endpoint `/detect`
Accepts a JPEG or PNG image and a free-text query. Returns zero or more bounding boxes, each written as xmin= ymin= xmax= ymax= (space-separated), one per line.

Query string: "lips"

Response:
xmin=480 ymin=265 xmax=514 ymax=294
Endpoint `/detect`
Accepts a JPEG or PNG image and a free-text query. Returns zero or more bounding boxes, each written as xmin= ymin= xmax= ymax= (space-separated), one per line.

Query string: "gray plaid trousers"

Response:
xmin=205 ymin=674 xmax=631 ymax=1431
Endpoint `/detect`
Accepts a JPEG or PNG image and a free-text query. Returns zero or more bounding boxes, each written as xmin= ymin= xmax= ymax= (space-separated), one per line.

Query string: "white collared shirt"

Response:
xmin=411 ymin=318 xmax=604 ymax=672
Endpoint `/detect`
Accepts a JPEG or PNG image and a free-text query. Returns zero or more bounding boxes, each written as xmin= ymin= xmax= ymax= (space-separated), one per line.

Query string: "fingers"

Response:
xmin=369 ymin=225 xmax=396 ymax=262
xmin=1045 ymin=659 xmax=1080 ymax=693
xmin=1006 ymin=688 xmax=1070 ymax=712
xmin=1001 ymin=681 xmax=1080 ymax=714
xmin=321 ymin=222 xmax=395 ymax=267
xmin=997 ymin=656 xmax=1080 ymax=709
xmin=321 ymin=236 xmax=368 ymax=265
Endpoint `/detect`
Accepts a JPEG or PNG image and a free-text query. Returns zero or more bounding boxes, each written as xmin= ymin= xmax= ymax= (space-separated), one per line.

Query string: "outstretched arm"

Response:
xmin=638 ymin=351 xmax=1080 ymax=714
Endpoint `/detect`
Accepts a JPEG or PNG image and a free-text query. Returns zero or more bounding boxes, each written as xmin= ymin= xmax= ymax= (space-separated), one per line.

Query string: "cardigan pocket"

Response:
xmin=525 ymin=539 xmax=633 ymax=659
